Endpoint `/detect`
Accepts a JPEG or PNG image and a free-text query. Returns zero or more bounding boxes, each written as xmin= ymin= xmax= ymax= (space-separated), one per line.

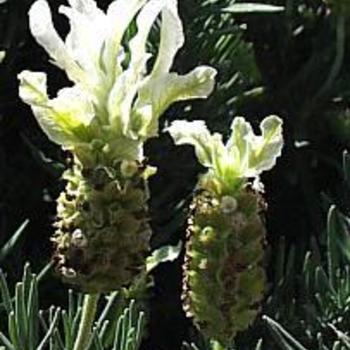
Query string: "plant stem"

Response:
xmin=73 ymin=293 xmax=99 ymax=350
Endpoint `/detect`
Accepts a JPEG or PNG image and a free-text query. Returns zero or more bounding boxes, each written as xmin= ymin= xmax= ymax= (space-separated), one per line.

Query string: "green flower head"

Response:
xmin=18 ymin=0 xmax=217 ymax=162
xmin=167 ymin=115 xmax=284 ymax=194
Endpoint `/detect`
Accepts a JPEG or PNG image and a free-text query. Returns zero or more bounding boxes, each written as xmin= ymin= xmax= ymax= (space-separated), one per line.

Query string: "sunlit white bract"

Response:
xmin=18 ymin=0 xmax=217 ymax=160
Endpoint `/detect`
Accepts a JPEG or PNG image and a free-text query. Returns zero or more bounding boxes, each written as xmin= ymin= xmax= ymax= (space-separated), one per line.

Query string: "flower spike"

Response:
xmin=19 ymin=0 xmax=216 ymax=292
xmin=168 ymin=116 xmax=283 ymax=346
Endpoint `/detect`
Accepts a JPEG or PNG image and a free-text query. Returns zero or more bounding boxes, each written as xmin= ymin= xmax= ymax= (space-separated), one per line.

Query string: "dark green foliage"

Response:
xmin=263 ymin=152 xmax=350 ymax=350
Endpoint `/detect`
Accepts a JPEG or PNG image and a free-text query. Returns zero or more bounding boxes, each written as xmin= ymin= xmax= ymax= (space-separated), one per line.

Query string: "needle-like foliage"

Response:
xmin=0 ymin=264 xmax=145 ymax=350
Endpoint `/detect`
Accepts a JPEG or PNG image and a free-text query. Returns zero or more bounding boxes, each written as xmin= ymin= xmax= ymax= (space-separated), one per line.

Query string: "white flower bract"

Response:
xmin=19 ymin=0 xmax=217 ymax=159
xmin=167 ymin=115 xmax=284 ymax=186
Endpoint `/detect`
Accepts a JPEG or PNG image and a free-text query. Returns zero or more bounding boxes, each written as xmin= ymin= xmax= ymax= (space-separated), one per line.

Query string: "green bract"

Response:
xmin=18 ymin=0 xmax=217 ymax=162
xmin=167 ymin=115 xmax=283 ymax=194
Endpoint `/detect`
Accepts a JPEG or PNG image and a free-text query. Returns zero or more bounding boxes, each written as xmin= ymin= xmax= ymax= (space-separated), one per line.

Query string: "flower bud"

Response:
xmin=71 ymin=229 xmax=88 ymax=248
xmin=220 ymin=195 xmax=238 ymax=214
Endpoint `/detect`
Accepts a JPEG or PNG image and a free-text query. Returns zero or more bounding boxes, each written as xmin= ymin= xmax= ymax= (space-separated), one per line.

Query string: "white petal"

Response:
xmin=0 ymin=51 xmax=5 ymax=63
xmin=29 ymin=0 xmax=84 ymax=83
xmin=33 ymin=85 xmax=95 ymax=146
xmin=167 ymin=120 xmax=223 ymax=168
xmin=135 ymin=66 xmax=217 ymax=137
xmin=107 ymin=69 xmax=139 ymax=135
xmin=103 ymin=0 xmax=147 ymax=75
xmin=18 ymin=70 xmax=48 ymax=106
xmin=107 ymin=0 xmax=166 ymax=136
xmin=248 ymin=115 xmax=284 ymax=175
xmin=128 ymin=0 xmax=165 ymax=72
xmin=18 ymin=71 xmax=94 ymax=146
xmin=50 ymin=86 xmax=95 ymax=127
xmin=109 ymin=0 xmax=166 ymax=136
xmin=59 ymin=1 xmax=106 ymax=73
xmin=151 ymin=0 xmax=184 ymax=77
xmin=227 ymin=117 xmax=254 ymax=176
xmin=67 ymin=0 xmax=98 ymax=13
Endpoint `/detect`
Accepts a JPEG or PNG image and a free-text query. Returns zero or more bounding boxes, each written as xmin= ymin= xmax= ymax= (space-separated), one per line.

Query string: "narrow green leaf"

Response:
xmin=222 ymin=3 xmax=284 ymax=13
xmin=96 ymin=291 xmax=119 ymax=329
xmin=37 ymin=308 xmax=60 ymax=350
xmin=315 ymin=266 xmax=334 ymax=295
xmin=135 ymin=311 xmax=144 ymax=348
xmin=68 ymin=289 xmax=74 ymax=322
xmin=327 ymin=205 xmax=340 ymax=289
xmin=62 ymin=310 xmax=73 ymax=350
xmin=303 ymin=251 xmax=314 ymax=295
xmin=98 ymin=320 xmax=110 ymax=341
xmin=0 ymin=270 xmax=13 ymax=314
xmin=53 ymin=329 xmax=64 ymax=350
xmin=264 ymin=315 xmax=309 ymax=350
xmin=27 ymin=277 xmax=39 ymax=349
xmin=112 ymin=314 xmax=124 ymax=350
xmin=14 ymin=283 xmax=27 ymax=349
xmin=72 ymin=306 xmax=82 ymax=339
xmin=0 ymin=220 xmax=29 ymax=262
xmin=121 ymin=309 xmax=128 ymax=350
xmin=8 ymin=312 xmax=21 ymax=350
xmin=37 ymin=262 xmax=54 ymax=283
xmin=332 ymin=340 xmax=342 ymax=350
xmin=92 ymin=328 xmax=104 ymax=350
xmin=255 ymin=339 xmax=263 ymax=350
xmin=0 ymin=332 xmax=15 ymax=350
xmin=328 ymin=324 xmax=350 ymax=349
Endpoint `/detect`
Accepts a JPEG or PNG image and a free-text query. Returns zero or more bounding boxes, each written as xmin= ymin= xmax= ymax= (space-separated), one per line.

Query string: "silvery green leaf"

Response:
xmin=0 ymin=51 xmax=5 ymax=63
xmin=146 ymin=241 xmax=182 ymax=272
xmin=0 ymin=220 xmax=29 ymax=263
xmin=223 ymin=3 xmax=284 ymax=13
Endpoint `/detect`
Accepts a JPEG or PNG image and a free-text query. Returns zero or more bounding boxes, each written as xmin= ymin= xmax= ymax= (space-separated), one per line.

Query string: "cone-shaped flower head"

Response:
xmin=168 ymin=116 xmax=283 ymax=346
xmin=18 ymin=0 xmax=217 ymax=165
xmin=18 ymin=0 xmax=216 ymax=292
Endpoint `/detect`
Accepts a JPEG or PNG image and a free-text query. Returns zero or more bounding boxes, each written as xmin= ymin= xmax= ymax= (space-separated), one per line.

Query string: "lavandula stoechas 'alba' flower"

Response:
xmin=168 ymin=116 xmax=283 ymax=346
xmin=18 ymin=0 xmax=217 ymax=293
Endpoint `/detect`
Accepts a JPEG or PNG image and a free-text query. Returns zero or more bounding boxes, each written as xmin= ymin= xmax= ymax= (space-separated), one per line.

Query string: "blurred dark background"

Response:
xmin=0 ymin=0 xmax=349 ymax=349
